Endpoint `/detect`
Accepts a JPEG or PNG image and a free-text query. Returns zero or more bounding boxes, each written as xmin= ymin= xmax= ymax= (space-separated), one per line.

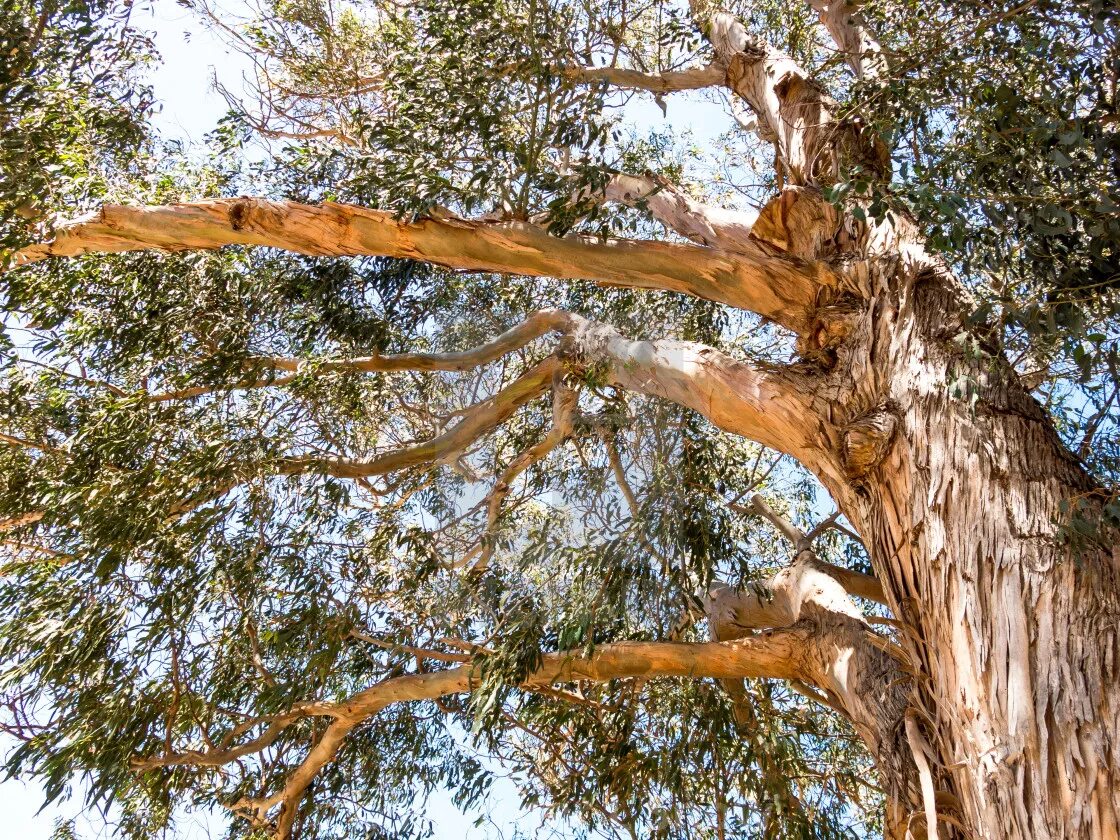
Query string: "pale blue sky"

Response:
xmin=1 ymin=2 xmax=733 ymax=836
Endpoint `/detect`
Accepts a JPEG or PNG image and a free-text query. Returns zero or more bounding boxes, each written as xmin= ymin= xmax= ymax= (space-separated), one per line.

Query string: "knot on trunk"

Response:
xmin=753 ymin=187 xmax=848 ymax=260
xmin=228 ymin=199 xmax=254 ymax=231
xmin=842 ymin=406 xmax=898 ymax=480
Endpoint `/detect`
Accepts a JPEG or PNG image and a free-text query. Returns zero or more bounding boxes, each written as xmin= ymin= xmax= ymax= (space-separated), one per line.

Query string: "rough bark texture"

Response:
xmin=825 ymin=266 xmax=1120 ymax=840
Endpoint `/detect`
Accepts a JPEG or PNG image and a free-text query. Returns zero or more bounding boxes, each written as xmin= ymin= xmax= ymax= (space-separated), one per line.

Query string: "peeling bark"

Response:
xmin=806 ymin=0 xmax=888 ymax=81
xmin=604 ymin=173 xmax=761 ymax=253
xmin=826 ymin=270 xmax=1120 ymax=840
xmin=558 ymin=314 xmax=833 ymax=469
xmin=690 ymin=1 xmax=889 ymax=184
xmin=704 ymin=543 xmax=917 ymax=835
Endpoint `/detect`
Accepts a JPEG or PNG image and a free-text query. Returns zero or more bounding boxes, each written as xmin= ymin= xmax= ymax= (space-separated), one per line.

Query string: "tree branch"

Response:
xmin=749 ymin=493 xmax=886 ymax=604
xmin=280 ymin=356 xmax=563 ymax=479
xmin=749 ymin=492 xmax=806 ymax=545
xmin=191 ymin=632 xmax=816 ymax=839
xmin=14 ymin=198 xmax=836 ymax=334
xmin=1 ymin=356 xmax=564 ymax=535
xmin=689 ymin=1 xmax=888 ymax=184
xmin=563 ymin=61 xmax=726 ymax=94
xmin=561 ymin=315 xmax=826 ymax=464
xmin=3 ymin=314 xmax=841 ymax=552
xmin=476 ymin=379 xmax=579 ymax=572
xmin=604 ymin=173 xmax=761 ymax=254
xmin=701 ymin=541 xmax=904 ymax=768
xmin=806 ymin=0 xmax=887 ymax=81
xmin=148 ymin=309 xmax=573 ymax=402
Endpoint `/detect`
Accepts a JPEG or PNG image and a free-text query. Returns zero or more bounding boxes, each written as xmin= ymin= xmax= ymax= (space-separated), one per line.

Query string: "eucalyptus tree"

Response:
xmin=1 ymin=1 xmax=1118 ymax=839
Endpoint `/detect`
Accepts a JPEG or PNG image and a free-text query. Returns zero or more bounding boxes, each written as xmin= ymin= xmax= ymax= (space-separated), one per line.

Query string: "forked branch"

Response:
xmin=476 ymin=378 xmax=579 ymax=572
xmin=748 ymin=493 xmax=886 ymax=605
xmin=137 ymin=631 xmax=817 ymax=839
xmin=2 ymin=312 xmax=829 ymax=535
xmin=689 ymin=0 xmax=888 ymax=184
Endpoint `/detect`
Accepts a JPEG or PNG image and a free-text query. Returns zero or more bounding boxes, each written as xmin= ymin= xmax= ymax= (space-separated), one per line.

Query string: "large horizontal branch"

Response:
xmin=3 ymin=312 xmax=834 ymax=535
xmin=138 ymin=633 xmax=811 ymax=772
xmin=282 ymin=311 xmax=831 ymax=480
xmin=194 ymin=632 xmax=815 ymax=838
xmin=14 ymin=198 xmax=836 ymax=334
xmin=563 ymin=61 xmax=726 ymax=94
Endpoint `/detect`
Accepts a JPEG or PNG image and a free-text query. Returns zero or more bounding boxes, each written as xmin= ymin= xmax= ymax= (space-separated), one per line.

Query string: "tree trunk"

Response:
xmin=821 ymin=268 xmax=1120 ymax=839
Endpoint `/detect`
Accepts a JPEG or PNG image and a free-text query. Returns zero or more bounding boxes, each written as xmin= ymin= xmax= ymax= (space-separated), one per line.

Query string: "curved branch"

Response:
xmin=749 ymin=492 xmax=807 ymax=545
xmin=1 ymin=356 xmax=564 ymax=534
xmin=149 ymin=309 xmax=572 ymax=402
xmin=206 ymin=631 xmax=815 ymax=838
xmin=280 ymin=356 xmax=562 ymax=480
xmin=3 ymin=313 xmax=840 ymax=544
xmin=281 ymin=308 xmax=827 ymax=484
xmin=476 ymin=380 xmax=578 ymax=573
xmin=13 ymin=198 xmax=836 ymax=334
xmin=750 ymin=493 xmax=886 ymax=604
xmin=562 ymin=315 xmax=828 ymax=466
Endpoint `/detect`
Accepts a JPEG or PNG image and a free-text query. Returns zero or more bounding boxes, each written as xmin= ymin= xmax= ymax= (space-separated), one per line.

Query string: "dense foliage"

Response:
xmin=0 ymin=0 xmax=1114 ymax=838
xmin=0 ymin=0 xmax=154 ymax=253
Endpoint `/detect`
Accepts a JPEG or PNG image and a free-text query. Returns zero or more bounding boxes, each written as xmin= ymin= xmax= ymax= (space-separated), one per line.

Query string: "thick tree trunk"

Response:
xmin=822 ymin=270 xmax=1120 ymax=839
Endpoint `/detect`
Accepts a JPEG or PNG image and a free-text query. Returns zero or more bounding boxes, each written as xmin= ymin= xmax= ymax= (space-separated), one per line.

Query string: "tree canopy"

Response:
xmin=0 ymin=0 xmax=1116 ymax=838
